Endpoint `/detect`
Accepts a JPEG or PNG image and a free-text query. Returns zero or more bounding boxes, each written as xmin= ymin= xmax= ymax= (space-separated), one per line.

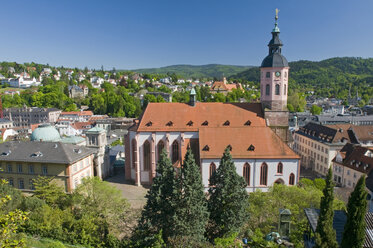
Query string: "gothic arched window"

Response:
xmin=157 ymin=140 xmax=165 ymax=161
xmin=172 ymin=140 xmax=179 ymax=164
xmin=209 ymin=163 xmax=216 ymax=185
xmin=260 ymin=163 xmax=268 ymax=186
xmin=277 ymin=162 xmax=283 ymax=174
xmin=284 ymin=84 xmax=287 ymax=95
xmin=131 ymin=139 xmax=137 ymax=169
xmin=289 ymin=173 xmax=295 ymax=185
xmin=143 ymin=140 xmax=151 ymax=171
xmin=243 ymin=163 xmax=250 ymax=186
xmin=265 ymin=84 xmax=270 ymax=96
xmin=275 ymin=84 xmax=280 ymax=95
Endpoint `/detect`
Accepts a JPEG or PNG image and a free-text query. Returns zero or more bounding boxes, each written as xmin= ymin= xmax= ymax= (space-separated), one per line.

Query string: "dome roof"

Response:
xmin=31 ymin=123 xmax=61 ymax=142
xmin=261 ymin=53 xmax=288 ymax=68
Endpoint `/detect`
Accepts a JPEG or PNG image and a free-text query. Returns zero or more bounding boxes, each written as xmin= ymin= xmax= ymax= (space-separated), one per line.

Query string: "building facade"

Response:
xmin=3 ymin=107 xmax=61 ymax=128
xmin=294 ymin=122 xmax=373 ymax=176
xmin=0 ymin=141 xmax=95 ymax=192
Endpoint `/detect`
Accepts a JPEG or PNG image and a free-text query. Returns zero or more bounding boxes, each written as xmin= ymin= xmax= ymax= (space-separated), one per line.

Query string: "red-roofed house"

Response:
xmin=59 ymin=111 xmax=93 ymax=122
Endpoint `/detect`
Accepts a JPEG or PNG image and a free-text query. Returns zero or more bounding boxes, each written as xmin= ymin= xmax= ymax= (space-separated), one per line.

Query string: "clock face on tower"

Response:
xmin=275 ymin=71 xmax=281 ymax=77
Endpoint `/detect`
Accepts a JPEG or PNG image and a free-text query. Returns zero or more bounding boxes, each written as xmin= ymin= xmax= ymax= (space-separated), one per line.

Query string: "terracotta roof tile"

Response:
xmin=199 ymin=127 xmax=299 ymax=159
xmin=60 ymin=111 xmax=93 ymax=116
xmin=135 ymin=102 xmax=265 ymax=132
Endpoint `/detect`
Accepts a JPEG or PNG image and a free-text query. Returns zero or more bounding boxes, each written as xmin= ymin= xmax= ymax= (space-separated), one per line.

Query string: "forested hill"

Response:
xmin=230 ymin=57 xmax=373 ymax=99
xmin=133 ymin=64 xmax=253 ymax=79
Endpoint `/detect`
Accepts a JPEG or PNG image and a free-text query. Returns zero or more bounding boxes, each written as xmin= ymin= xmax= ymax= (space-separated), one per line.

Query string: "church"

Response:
xmin=124 ymin=14 xmax=300 ymax=192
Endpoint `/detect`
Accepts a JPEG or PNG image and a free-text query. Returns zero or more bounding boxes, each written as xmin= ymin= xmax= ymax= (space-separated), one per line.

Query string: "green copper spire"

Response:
xmin=272 ymin=8 xmax=280 ymax=33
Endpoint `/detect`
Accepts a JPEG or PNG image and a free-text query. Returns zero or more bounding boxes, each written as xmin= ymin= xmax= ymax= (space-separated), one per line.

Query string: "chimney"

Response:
xmin=189 ymin=88 xmax=196 ymax=107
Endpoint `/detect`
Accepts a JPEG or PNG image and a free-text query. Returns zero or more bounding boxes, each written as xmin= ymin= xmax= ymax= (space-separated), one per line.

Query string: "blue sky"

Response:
xmin=1 ymin=0 xmax=372 ymax=69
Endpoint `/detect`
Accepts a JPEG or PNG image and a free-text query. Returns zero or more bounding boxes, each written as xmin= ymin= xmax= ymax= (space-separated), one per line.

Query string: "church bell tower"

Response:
xmin=260 ymin=9 xmax=290 ymax=143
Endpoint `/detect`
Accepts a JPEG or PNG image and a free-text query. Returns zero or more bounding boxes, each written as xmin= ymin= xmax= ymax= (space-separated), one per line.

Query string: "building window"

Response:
xmin=260 ymin=163 xmax=268 ymax=186
xmin=132 ymin=139 xmax=137 ymax=169
xmin=265 ymin=84 xmax=270 ymax=96
xmin=275 ymin=84 xmax=280 ymax=95
xmin=74 ymin=178 xmax=79 ymax=189
xmin=42 ymin=165 xmax=48 ymax=175
xmin=7 ymin=164 xmax=12 ymax=173
xmin=143 ymin=140 xmax=151 ymax=171
xmin=243 ymin=163 xmax=250 ymax=186
xmin=277 ymin=162 xmax=283 ymax=174
xmin=284 ymin=84 xmax=286 ymax=95
xmin=209 ymin=163 xmax=216 ymax=185
xmin=289 ymin=173 xmax=295 ymax=185
xmin=29 ymin=179 xmax=35 ymax=190
xmin=266 ymin=72 xmax=270 ymax=78
xmin=29 ymin=165 xmax=34 ymax=174
xmin=8 ymin=178 xmax=13 ymax=186
xmin=19 ymin=179 xmax=24 ymax=189
xmin=157 ymin=140 xmax=165 ymax=162
xmin=17 ymin=164 xmax=22 ymax=173
xmin=172 ymin=140 xmax=179 ymax=164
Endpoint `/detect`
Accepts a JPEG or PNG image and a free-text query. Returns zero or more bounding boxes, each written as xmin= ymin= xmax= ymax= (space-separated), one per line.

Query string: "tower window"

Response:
xmin=275 ymin=84 xmax=280 ymax=95
xmin=284 ymin=84 xmax=287 ymax=95
xmin=266 ymin=72 xmax=270 ymax=78
xmin=265 ymin=84 xmax=270 ymax=96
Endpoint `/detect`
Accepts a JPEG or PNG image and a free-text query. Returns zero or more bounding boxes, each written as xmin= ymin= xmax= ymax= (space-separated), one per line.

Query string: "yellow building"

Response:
xmin=0 ymin=141 xmax=95 ymax=192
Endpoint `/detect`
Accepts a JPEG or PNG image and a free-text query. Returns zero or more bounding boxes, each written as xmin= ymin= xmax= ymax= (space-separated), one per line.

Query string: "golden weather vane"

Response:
xmin=275 ymin=8 xmax=279 ymax=21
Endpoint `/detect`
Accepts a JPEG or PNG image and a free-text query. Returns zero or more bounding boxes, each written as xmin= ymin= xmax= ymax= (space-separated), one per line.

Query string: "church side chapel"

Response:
xmin=124 ymin=13 xmax=300 ymax=192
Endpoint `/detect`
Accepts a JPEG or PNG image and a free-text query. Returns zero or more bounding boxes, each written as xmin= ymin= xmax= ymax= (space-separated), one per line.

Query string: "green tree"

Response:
xmin=314 ymin=168 xmax=338 ymax=248
xmin=132 ymin=149 xmax=178 ymax=247
xmin=341 ymin=175 xmax=368 ymax=248
xmin=310 ymin=105 xmax=322 ymax=115
xmin=174 ymin=147 xmax=209 ymax=242
xmin=207 ymin=147 xmax=249 ymax=241
xmin=74 ymin=177 xmax=130 ymax=237
xmin=0 ymin=179 xmax=28 ymax=248
xmin=32 ymin=176 xmax=68 ymax=208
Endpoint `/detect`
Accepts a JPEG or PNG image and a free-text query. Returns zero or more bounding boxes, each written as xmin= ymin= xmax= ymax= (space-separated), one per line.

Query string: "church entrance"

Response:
xmin=275 ymin=179 xmax=285 ymax=184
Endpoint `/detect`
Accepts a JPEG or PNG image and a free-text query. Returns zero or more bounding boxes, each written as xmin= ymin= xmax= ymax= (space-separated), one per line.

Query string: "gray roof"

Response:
xmin=0 ymin=141 xmax=95 ymax=164
xmin=304 ymin=208 xmax=346 ymax=245
xmin=68 ymin=85 xmax=84 ymax=92
xmin=261 ymin=53 xmax=289 ymax=68
xmin=305 ymin=208 xmax=373 ymax=248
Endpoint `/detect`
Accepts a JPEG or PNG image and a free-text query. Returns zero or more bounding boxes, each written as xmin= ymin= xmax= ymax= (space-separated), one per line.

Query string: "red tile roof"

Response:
xmin=133 ymin=102 xmax=265 ymax=132
xmin=60 ymin=111 xmax=93 ymax=116
xmin=72 ymin=122 xmax=94 ymax=130
xmin=199 ymin=127 xmax=299 ymax=159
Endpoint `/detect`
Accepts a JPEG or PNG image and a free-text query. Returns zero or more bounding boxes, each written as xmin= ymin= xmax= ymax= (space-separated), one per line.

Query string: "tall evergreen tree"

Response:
xmin=341 ymin=175 xmax=367 ymax=248
xmin=173 ymin=147 xmax=209 ymax=242
xmin=314 ymin=167 xmax=338 ymax=248
xmin=131 ymin=149 xmax=178 ymax=247
xmin=207 ymin=147 xmax=249 ymax=241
